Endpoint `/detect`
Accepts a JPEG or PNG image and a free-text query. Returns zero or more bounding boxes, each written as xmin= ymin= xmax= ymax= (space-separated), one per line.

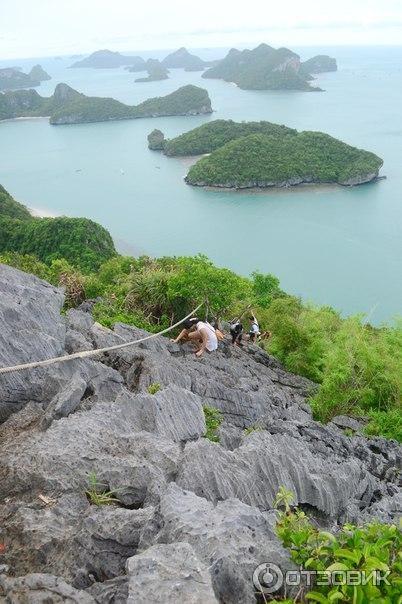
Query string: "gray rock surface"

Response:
xmin=126 ymin=542 xmax=218 ymax=603
xmin=0 ymin=572 xmax=95 ymax=603
xmin=0 ymin=265 xmax=401 ymax=603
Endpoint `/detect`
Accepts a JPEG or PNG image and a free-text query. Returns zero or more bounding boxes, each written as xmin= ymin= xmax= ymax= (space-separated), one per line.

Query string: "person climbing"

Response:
xmin=229 ymin=319 xmax=243 ymax=347
xmin=248 ymin=314 xmax=260 ymax=343
xmin=171 ymin=318 xmax=218 ymax=357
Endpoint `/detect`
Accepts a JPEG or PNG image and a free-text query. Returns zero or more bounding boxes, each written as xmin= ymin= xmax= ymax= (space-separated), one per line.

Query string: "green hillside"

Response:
xmin=0 ymin=186 xmax=116 ymax=271
xmin=163 ymin=119 xmax=297 ymax=156
xmin=186 ymin=132 xmax=383 ymax=188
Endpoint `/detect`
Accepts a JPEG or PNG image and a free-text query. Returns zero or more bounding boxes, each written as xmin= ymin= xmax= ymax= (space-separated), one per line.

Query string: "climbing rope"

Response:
xmin=0 ymin=302 xmax=204 ymax=376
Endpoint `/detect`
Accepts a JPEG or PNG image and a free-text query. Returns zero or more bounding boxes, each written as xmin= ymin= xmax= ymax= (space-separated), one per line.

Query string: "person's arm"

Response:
xmin=171 ymin=328 xmax=188 ymax=343
xmin=195 ymin=328 xmax=209 ymax=357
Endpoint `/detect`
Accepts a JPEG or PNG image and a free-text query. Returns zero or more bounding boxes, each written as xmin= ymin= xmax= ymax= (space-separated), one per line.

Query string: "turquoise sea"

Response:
xmin=0 ymin=46 xmax=401 ymax=324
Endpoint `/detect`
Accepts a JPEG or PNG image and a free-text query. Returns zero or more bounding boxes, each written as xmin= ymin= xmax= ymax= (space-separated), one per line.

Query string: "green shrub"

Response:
xmin=364 ymin=409 xmax=402 ymax=443
xmin=203 ymin=405 xmax=222 ymax=442
xmin=311 ymin=317 xmax=401 ymax=423
xmin=273 ymin=490 xmax=402 ymax=603
xmin=0 ymin=252 xmax=50 ymax=281
xmin=147 ymin=382 xmax=161 ymax=395
xmin=85 ymin=472 xmax=119 ymax=506
xmin=263 ymin=297 xmax=342 ymax=383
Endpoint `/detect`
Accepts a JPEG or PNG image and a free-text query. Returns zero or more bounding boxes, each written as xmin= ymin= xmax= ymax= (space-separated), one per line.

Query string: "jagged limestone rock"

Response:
xmin=126 ymin=542 xmax=218 ymax=603
xmin=0 ymin=572 xmax=95 ymax=603
xmin=139 ymin=483 xmax=297 ymax=603
xmin=0 ymin=265 xmax=400 ymax=602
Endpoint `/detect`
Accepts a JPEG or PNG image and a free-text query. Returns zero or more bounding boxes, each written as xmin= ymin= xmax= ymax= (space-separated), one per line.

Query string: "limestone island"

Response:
xmin=0 ymin=83 xmax=212 ymax=125
xmin=161 ymin=47 xmax=216 ymax=72
xmin=135 ymin=59 xmax=169 ymax=82
xmin=148 ymin=129 xmax=166 ymax=150
xmin=70 ymin=49 xmax=146 ymax=71
xmin=301 ymin=55 xmax=337 ymax=74
xmin=153 ymin=120 xmax=383 ymax=188
xmin=202 ymin=43 xmax=337 ymax=90
xmin=0 ymin=64 xmax=51 ymax=91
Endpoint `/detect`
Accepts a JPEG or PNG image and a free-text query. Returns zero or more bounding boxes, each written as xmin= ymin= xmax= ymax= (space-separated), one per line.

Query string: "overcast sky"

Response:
xmin=1 ymin=0 xmax=402 ymax=59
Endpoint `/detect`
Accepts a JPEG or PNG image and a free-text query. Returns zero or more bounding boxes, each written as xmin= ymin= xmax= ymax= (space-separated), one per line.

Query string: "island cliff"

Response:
xmin=0 ymin=83 xmax=213 ymax=124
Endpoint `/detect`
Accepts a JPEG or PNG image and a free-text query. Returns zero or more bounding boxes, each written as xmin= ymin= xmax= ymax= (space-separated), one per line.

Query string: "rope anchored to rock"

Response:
xmin=0 ymin=302 xmax=204 ymax=376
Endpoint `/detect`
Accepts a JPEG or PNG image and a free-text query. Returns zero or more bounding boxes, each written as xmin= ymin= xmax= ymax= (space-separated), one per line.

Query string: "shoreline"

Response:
xmin=0 ymin=116 xmax=50 ymax=124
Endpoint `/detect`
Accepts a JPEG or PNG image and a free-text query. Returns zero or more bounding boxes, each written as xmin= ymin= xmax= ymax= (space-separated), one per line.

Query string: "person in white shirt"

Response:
xmin=171 ymin=318 xmax=219 ymax=357
xmin=248 ymin=315 xmax=260 ymax=343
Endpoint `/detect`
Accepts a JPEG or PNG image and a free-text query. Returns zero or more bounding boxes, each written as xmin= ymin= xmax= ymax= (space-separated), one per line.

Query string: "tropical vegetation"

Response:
xmin=0 ymin=186 xmax=400 ymax=441
xmin=270 ymin=487 xmax=402 ymax=603
xmin=0 ymin=186 xmax=116 ymax=271
xmin=0 ymin=252 xmax=399 ymax=441
xmin=0 ymin=83 xmax=212 ymax=124
xmin=163 ymin=119 xmax=296 ymax=156
xmin=186 ymin=131 xmax=383 ymax=187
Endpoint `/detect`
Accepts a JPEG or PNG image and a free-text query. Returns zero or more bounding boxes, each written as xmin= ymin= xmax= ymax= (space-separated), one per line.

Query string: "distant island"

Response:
xmin=135 ymin=59 xmax=169 ymax=82
xmin=152 ymin=120 xmax=383 ymax=188
xmin=70 ymin=49 xmax=146 ymax=70
xmin=0 ymin=64 xmax=51 ymax=91
xmin=202 ymin=43 xmax=336 ymax=90
xmin=0 ymin=83 xmax=212 ymax=124
xmin=161 ymin=47 xmax=215 ymax=72
xmin=301 ymin=55 xmax=337 ymax=74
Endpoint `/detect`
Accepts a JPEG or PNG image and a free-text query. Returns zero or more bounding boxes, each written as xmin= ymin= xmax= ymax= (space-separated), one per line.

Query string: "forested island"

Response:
xmin=186 ymin=131 xmax=383 ymax=188
xmin=202 ymin=43 xmax=336 ymax=90
xmin=135 ymin=59 xmax=169 ymax=82
xmin=0 ymin=83 xmax=212 ymax=124
xmin=70 ymin=49 xmax=146 ymax=70
xmin=0 ymin=64 xmax=51 ymax=91
xmin=152 ymin=120 xmax=383 ymax=188
xmin=0 ymin=184 xmax=115 ymax=271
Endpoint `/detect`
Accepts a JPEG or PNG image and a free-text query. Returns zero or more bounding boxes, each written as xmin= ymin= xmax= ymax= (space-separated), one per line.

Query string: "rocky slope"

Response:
xmin=0 ymin=264 xmax=400 ymax=603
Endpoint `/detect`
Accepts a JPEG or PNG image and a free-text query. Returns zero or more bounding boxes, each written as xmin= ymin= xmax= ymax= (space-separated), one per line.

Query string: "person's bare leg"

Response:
xmin=187 ymin=331 xmax=203 ymax=351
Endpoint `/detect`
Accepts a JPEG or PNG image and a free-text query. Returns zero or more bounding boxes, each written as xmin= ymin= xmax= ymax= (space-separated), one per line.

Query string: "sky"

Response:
xmin=1 ymin=0 xmax=402 ymax=59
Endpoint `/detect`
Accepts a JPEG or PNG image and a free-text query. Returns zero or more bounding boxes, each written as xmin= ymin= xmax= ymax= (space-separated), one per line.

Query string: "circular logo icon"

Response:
xmin=253 ymin=562 xmax=283 ymax=594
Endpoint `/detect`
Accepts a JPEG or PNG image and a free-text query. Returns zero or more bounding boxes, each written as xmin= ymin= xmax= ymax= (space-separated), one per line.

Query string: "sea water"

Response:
xmin=0 ymin=46 xmax=401 ymax=324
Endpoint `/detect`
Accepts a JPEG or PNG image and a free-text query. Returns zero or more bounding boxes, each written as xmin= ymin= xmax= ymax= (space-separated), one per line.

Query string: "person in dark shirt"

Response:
xmin=230 ymin=319 xmax=243 ymax=347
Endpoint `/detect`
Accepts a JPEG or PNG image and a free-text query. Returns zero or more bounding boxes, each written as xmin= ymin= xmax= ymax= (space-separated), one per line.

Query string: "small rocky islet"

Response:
xmin=148 ymin=120 xmax=384 ymax=189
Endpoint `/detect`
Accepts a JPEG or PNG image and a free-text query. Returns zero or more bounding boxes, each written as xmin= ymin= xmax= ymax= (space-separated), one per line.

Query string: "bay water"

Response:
xmin=0 ymin=46 xmax=401 ymax=324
